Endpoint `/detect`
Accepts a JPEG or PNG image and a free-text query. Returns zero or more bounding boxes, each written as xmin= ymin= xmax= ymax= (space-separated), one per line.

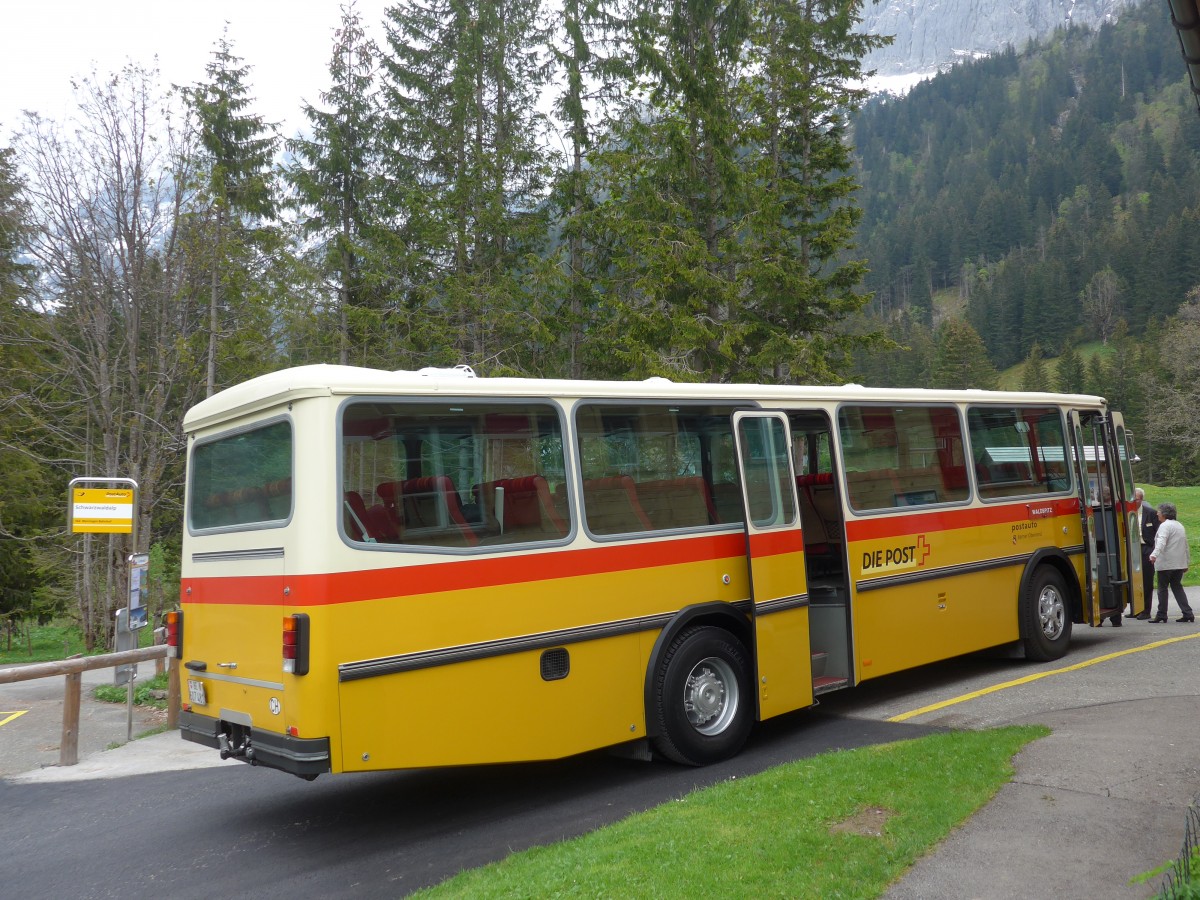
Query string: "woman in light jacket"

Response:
xmin=1149 ymin=502 xmax=1194 ymax=623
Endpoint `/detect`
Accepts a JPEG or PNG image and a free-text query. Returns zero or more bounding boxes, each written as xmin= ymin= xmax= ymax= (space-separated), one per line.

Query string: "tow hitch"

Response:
xmin=218 ymin=726 xmax=257 ymax=764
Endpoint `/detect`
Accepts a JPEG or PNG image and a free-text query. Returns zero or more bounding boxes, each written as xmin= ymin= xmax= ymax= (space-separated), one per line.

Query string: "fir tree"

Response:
xmin=1055 ymin=345 xmax=1086 ymax=394
xmin=931 ymin=318 xmax=997 ymax=389
xmin=1083 ymin=353 xmax=1107 ymax=396
xmin=739 ymin=0 xmax=889 ymax=382
xmin=284 ymin=4 xmax=386 ymax=367
xmin=0 ymin=143 xmax=51 ymax=639
xmin=379 ymin=0 xmax=555 ymax=372
xmin=1020 ymin=343 xmax=1050 ymax=392
xmin=548 ymin=0 xmax=631 ymax=377
xmin=183 ymin=31 xmax=280 ymax=395
xmin=583 ymin=0 xmax=753 ymax=380
xmin=585 ymin=0 xmax=886 ymax=382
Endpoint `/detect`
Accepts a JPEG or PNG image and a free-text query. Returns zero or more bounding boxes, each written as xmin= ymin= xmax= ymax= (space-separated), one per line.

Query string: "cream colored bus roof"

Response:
xmin=183 ymin=363 xmax=1107 ymax=433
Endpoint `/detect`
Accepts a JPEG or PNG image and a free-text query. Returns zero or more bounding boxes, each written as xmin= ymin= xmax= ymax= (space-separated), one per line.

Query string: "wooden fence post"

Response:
xmin=0 ymin=646 xmax=170 ymax=767
xmin=61 ymin=672 xmax=82 ymax=766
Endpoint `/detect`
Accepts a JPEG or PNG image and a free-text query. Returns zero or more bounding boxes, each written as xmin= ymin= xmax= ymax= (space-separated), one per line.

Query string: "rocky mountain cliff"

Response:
xmin=860 ymin=0 xmax=1138 ymax=80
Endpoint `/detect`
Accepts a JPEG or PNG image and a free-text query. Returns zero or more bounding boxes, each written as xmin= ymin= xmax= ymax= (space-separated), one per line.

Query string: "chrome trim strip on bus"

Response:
xmin=191 ymin=548 xmax=285 ymax=563
xmin=340 ymin=601 xmax=755 ymax=682
xmin=191 ymin=670 xmax=285 ymax=691
xmin=856 ymin=554 xmax=1036 ymax=592
xmin=754 ymin=594 xmax=809 ymax=615
xmin=852 ymin=544 xmax=1086 ymax=593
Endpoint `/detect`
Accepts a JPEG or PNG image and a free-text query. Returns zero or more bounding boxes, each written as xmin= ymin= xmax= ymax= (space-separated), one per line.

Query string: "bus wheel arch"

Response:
xmin=649 ymin=623 xmax=754 ymax=765
xmin=1019 ymin=554 xmax=1075 ymax=662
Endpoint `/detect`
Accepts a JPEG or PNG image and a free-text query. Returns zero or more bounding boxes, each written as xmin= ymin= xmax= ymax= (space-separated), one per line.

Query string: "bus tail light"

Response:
xmin=165 ymin=610 xmax=183 ymax=658
xmin=283 ymin=613 xmax=310 ymax=676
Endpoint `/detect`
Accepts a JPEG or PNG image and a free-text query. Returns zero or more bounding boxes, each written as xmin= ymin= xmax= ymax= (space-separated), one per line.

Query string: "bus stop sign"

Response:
xmin=70 ymin=487 xmax=134 ymax=534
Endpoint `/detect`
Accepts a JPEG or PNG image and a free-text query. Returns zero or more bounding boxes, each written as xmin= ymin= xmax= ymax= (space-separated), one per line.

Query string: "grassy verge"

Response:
xmin=0 ymin=620 xmax=159 ymax=666
xmin=0 ymin=621 xmax=89 ymax=663
xmin=418 ymin=725 xmax=1048 ymax=899
xmin=1141 ymin=485 xmax=1200 ymax=587
xmin=91 ymin=671 xmax=170 ymax=709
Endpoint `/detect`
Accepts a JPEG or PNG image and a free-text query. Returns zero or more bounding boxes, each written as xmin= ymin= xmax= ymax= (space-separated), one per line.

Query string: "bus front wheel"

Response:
xmin=1022 ymin=566 xmax=1072 ymax=661
xmin=651 ymin=625 xmax=753 ymax=766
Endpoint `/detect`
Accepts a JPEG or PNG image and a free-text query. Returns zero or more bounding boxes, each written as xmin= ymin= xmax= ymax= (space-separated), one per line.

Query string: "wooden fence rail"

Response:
xmin=0 ymin=647 xmax=178 ymax=766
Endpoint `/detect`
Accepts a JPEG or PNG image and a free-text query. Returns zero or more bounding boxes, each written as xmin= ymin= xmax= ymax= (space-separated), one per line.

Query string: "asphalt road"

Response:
xmin=0 ymin=708 xmax=941 ymax=899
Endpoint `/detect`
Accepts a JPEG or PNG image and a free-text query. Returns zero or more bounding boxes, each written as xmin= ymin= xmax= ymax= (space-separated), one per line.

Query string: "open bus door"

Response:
xmin=1068 ymin=410 xmax=1101 ymax=625
xmin=731 ymin=412 xmax=814 ymax=720
xmin=1110 ymin=412 xmax=1144 ymax=616
xmin=1068 ymin=410 xmax=1132 ymax=625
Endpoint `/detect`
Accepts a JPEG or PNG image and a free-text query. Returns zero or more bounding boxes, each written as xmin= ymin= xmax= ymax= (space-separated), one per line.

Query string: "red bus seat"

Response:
xmin=636 ymin=476 xmax=719 ymax=528
xmin=582 ymin=476 xmax=653 ymax=534
xmin=475 ymin=475 xmax=568 ymax=537
xmin=376 ymin=476 xmax=478 ymax=546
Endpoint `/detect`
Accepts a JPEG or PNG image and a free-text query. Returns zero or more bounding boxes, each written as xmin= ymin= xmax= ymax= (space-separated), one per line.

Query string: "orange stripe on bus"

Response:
xmin=183 ymin=532 xmax=751 ymax=607
xmin=748 ymin=528 xmax=805 ymax=557
xmin=846 ymin=497 xmax=1079 ymax=541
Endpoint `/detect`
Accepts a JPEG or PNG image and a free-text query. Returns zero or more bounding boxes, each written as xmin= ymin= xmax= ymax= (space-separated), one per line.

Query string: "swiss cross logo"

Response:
xmin=916 ymin=534 xmax=931 ymax=566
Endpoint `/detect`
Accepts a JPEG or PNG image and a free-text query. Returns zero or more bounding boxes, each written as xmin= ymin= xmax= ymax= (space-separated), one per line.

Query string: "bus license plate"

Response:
xmin=187 ymin=679 xmax=207 ymax=706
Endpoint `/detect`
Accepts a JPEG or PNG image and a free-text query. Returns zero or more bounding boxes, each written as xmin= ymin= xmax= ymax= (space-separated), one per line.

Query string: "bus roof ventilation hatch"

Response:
xmin=414 ymin=364 xmax=477 ymax=378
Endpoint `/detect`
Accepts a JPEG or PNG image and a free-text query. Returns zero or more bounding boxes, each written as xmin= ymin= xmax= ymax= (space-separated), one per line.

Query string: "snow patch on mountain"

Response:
xmin=859 ymin=0 xmax=1136 ymax=83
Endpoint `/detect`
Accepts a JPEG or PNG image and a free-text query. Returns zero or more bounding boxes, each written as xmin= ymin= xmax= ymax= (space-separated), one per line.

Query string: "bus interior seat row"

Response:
xmin=344 ymin=471 xmax=731 ymax=545
xmin=475 ymin=475 xmax=569 ymax=538
xmin=575 ymin=476 xmax=653 ymax=534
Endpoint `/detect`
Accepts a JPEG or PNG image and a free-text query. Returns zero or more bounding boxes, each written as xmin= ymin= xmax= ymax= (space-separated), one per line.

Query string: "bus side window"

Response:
xmin=968 ymin=406 xmax=1068 ymax=499
xmin=341 ymin=401 xmax=568 ymax=549
xmin=838 ymin=405 xmax=967 ymax=511
xmin=575 ymin=403 xmax=738 ymax=535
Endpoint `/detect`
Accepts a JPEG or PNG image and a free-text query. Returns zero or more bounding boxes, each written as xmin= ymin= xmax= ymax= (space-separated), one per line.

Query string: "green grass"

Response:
xmin=1141 ymin=484 xmax=1200 ymax=587
xmin=417 ymin=726 xmax=1048 ymax=899
xmin=0 ymin=622 xmax=89 ymax=663
xmin=995 ymin=340 xmax=1114 ymax=390
xmin=0 ymin=619 xmax=159 ymax=666
xmin=92 ymin=671 xmax=170 ymax=709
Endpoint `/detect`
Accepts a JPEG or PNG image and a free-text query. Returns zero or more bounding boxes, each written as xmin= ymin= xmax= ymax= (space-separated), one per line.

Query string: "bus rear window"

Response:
xmin=190 ymin=420 xmax=293 ymax=530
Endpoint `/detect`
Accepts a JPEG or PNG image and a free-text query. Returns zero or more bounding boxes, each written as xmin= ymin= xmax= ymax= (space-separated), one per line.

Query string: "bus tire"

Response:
xmin=1022 ymin=566 xmax=1072 ymax=662
xmin=651 ymin=625 xmax=753 ymax=766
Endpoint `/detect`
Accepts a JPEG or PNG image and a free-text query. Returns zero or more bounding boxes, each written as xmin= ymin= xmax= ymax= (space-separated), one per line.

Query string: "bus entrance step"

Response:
xmin=814 ymin=675 xmax=849 ymax=694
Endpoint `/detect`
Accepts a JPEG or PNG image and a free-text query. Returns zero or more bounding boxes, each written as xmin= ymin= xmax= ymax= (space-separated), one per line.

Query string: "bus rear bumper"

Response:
xmin=179 ymin=710 xmax=331 ymax=779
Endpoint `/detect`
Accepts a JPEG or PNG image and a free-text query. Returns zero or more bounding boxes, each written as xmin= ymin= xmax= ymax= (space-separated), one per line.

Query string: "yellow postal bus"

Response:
xmin=173 ymin=365 xmax=1142 ymax=778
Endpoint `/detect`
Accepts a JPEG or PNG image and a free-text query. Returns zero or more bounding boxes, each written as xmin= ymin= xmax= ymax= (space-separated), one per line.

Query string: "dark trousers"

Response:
xmin=1139 ymin=549 xmax=1154 ymax=614
xmin=1156 ymin=569 xmax=1193 ymax=618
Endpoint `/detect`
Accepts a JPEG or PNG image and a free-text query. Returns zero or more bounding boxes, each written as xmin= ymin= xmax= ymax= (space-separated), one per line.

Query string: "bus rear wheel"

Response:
xmin=651 ymin=625 xmax=753 ymax=766
xmin=1022 ymin=566 xmax=1072 ymax=661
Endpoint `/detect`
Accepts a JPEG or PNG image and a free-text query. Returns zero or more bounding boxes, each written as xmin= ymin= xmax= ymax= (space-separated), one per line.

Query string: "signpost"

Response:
xmin=69 ymin=487 xmax=135 ymax=534
xmin=67 ymin=477 xmax=141 ymax=740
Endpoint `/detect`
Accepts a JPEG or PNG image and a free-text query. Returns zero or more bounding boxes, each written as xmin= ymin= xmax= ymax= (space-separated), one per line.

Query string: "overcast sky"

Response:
xmin=0 ymin=1 xmax=390 ymax=141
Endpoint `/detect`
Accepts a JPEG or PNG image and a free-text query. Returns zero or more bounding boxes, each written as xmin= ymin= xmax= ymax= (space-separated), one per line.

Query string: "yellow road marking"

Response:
xmin=888 ymin=631 xmax=1200 ymax=723
xmin=0 ymin=710 xmax=29 ymax=727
